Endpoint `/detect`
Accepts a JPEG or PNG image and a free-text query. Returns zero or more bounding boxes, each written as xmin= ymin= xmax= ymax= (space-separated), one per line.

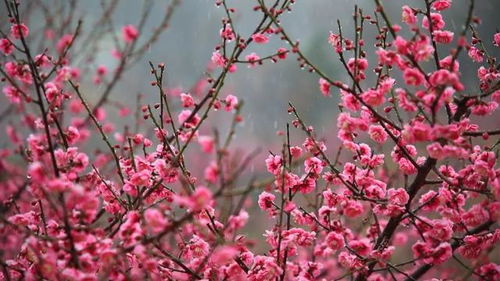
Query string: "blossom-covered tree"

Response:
xmin=0 ymin=0 xmax=499 ymax=280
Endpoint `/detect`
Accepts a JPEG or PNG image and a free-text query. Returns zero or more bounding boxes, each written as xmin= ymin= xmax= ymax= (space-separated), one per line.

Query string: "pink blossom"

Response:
xmin=394 ymin=36 xmax=410 ymax=55
xmin=204 ymin=161 xmax=219 ymax=183
xmin=343 ymin=200 xmax=364 ymax=217
xmin=432 ymin=30 xmax=454 ymax=44
xmin=8 ymin=211 xmax=39 ymax=226
xmin=341 ymin=90 xmax=361 ymax=111
xmin=361 ymin=89 xmax=385 ymax=106
xmin=328 ymin=32 xmax=342 ymax=53
xmin=325 ymin=232 xmax=344 ymax=251
xmin=426 ymin=219 xmax=453 ymax=242
xmin=478 ymin=263 xmax=500 ymax=280
xmin=10 ymin=23 xmax=29 ymax=39
xmin=6 ymin=125 xmax=20 ymax=145
xmin=432 ymin=0 xmax=452 ymax=11
xmin=97 ymin=65 xmax=108 ymax=76
xmin=227 ymin=210 xmax=249 ymax=231
xmin=458 ymin=235 xmax=484 ymax=259
xmin=388 ymin=188 xmax=409 ymax=205
xmin=396 ymin=88 xmax=418 ymax=112
xmin=471 ymin=101 xmax=498 ymax=116
xmin=118 ymin=211 xmax=143 ymax=246
xmin=56 ymin=34 xmax=74 ymax=53
xmin=212 ymin=246 xmax=238 ymax=266
xmin=468 ymin=47 xmax=484 ymax=62
xmin=129 ymin=169 xmax=151 ymax=186
xmin=258 ymin=191 xmax=275 ymax=213
xmin=347 ymin=58 xmax=368 ymax=72
xmin=122 ymin=25 xmax=138 ymax=43
xmin=365 ymin=184 xmax=385 ymax=199
xmin=379 ymin=77 xmax=395 ymax=94
xmin=349 ymin=238 xmax=372 ymax=256
xmin=462 ymin=204 xmax=489 ymax=228
xmin=178 ymin=109 xmax=200 ymax=128
xmin=403 ymin=121 xmax=433 ymax=143
xmin=0 ymin=38 xmax=13 ymax=55
xmin=440 ymin=55 xmax=460 ymax=72
xmin=403 ymin=67 xmax=425 ymax=86
xmin=304 ymin=157 xmax=325 ymax=174
xmin=427 ymin=142 xmax=446 ymax=159
xmin=296 ymin=176 xmax=316 ymax=194
xmin=3 ymin=85 xmax=22 ymax=104
xmin=220 ymin=25 xmax=235 ymax=41
xmin=422 ymin=13 xmax=445 ymax=30
xmin=319 ymin=78 xmax=331 ymax=97
xmin=179 ymin=93 xmax=194 ymax=108
xmin=412 ymin=241 xmax=452 ymax=265
xmin=66 ymin=126 xmax=81 ymax=145
xmin=429 ymin=69 xmax=459 ymax=88
xmin=247 ymin=256 xmax=282 ymax=281
xmin=183 ymin=186 xmax=213 ymax=212
xmin=412 ymin=35 xmax=435 ymax=61
xmin=376 ymin=48 xmax=400 ymax=66
xmin=276 ymin=47 xmax=288 ymax=60
xmin=419 ymin=190 xmax=440 ymax=211
xmin=245 ymin=52 xmax=260 ymax=68
xmin=338 ymin=251 xmax=364 ymax=270
xmin=290 ymin=146 xmax=303 ymax=158
xmin=198 ymin=135 xmax=214 ymax=153
xmin=211 ymin=51 xmax=226 ymax=67
xmin=401 ymin=6 xmax=417 ymax=26
xmin=347 ymin=58 xmax=368 ymax=80
xmin=283 ymin=228 xmax=316 ymax=247
xmin=368 ymin=125 xmax=388 ymax=144
xmin=494 ymin=33 xmax=500 ymax=47
xmin=265 ymin=154 xmax=282 ymax=175
xmin=144 ymin=209 xmax=168 ymax=233
xmin=251 ymin=33 xmax=269 ymax=44
xmin=398 ymin=158 xmax=417 ymax=175
xmin=182 ymin=235 xmax=210 ymax=259
xmin=224 ymin=94 xmax=238 ymax=111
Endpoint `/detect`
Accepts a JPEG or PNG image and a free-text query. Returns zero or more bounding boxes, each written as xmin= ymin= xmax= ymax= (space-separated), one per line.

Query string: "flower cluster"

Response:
xmin=0 ymin=0 xmax=498 ymax=281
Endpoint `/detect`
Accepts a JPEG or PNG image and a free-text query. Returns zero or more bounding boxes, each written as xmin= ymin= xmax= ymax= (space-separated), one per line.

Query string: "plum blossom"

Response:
xmin=245 ymin=52 xmax=260 ymax=68
xmin=368 ymin=125 xmax=388 ymax=144
xmin=251 ymin=33 xmax=269 ymax=44
xmin=122 ymin=25 xmax=138 ymax=43
xmin=10 ymin=23 xmax=29 ymax=39
xmin=0 ymin=38 xmax=13 ymax=55
xmin=319 ymin=78 xmax=331 ymax=97
xmin=0 ymin=2 xmax=498 ymax=281
xmin=432 ymin=0 xmax=452 ymax=11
